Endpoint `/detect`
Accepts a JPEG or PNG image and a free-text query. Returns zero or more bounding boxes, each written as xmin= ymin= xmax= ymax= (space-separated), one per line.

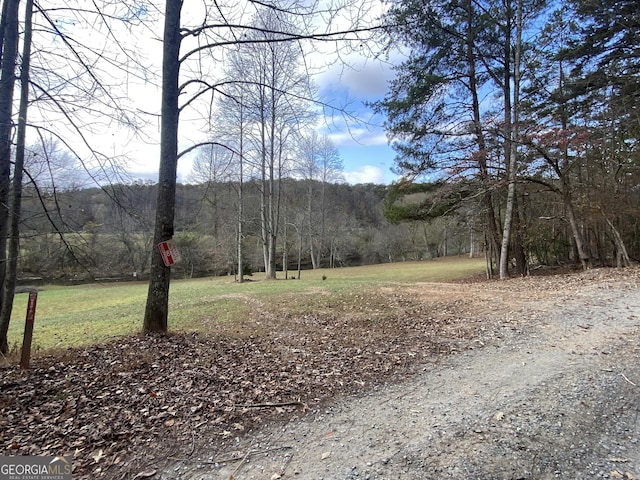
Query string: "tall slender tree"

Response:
xmin=0 ymin=0 xmax=153 ymax=351
xmin=143 ymin=0 xmax=181 ymax=332
xmin=0 ymin=0 xmax=21 ymax=329
xmin=222 ymin=8 xmax=314 ymax=278
xmin=521 ymin=8 xmax=592 ymax=269
xmin=297 ymin=131 xmax=342 ymax=268
xmin=143 ymin=0 xmax=381 ymax=329
xmin=374 ymin=0 xmax=503 ymax=275
xmin=0 ymin=0 xmax=32 ymax=354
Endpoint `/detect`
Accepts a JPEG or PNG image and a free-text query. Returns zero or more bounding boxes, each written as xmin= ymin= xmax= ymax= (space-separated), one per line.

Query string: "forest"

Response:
xmin=374 ymin=0 xmax=640 ymax=279
xmin=0 ymin=0 xmax=637 ymax=346
xmin=16 ymin=175 xmax=483 ymax=281
xmin=13 ymin=164 xmax=640 ymax=286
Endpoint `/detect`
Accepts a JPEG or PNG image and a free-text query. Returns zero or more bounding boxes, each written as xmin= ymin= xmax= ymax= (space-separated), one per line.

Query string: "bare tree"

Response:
xmin=210 ymin=86 xmax=252 ymax=282
xmin=217 ymin=8 xmax=314 ymax=278
xmin=297 ymin=130 xmax=342 ymax=268
xmin=0 ymin=0 xmax=153 ymax=351
xmin=143 ymin=0 xmax=384 ymax=330
xmin=0 ymin=0 xmax=33 ymax=354
xmin=143 ymin=0 xmax=181 ymax=332
xmin=0 ymin=0 xmax=22 ymax=345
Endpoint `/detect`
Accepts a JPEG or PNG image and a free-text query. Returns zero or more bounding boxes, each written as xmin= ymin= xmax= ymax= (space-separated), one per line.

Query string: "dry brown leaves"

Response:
xmin=1 ymin=266 xmax=637 ymax=479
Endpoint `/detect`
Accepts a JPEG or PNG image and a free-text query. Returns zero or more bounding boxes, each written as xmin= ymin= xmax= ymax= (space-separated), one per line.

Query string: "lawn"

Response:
xmin=7 ymin=256 xmax=485 ymax=353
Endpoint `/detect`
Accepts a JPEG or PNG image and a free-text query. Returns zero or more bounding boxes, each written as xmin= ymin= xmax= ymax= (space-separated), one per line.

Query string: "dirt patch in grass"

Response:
xmin=1 ymin=266 xmax=639 ymax=479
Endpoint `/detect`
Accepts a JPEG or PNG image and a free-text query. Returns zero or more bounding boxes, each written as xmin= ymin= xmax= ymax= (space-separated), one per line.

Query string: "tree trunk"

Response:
xmin=307 ymin=180 xmax=318 ymax=269
xmin=603 ymin=216 xmax=631 ymax=267
xmin=0 ymin=0 xmax=10 ymax=60
xmin=465 ymin=0 xmax=501 ymax=275
xmin=512 ymin=193 xmax=527 ymax=275
xmin=296 ymin=223 xmax=302 ymax=279
xmin=318 ymin=177 xmax=326 ymax=267
xmin=259 ymin=98 xmax=269 ymax=275
xmin=282 ymin=219 xmax=289 ymax=278
xmin=0 ymin=0 xmax=31 ymax=354
xmin=556 ymin=59 xmax=590 ymax=271
xmin=563 ymin=188 xmax=590 ymax=269
xmin=237 ymin=99 xmax=245 ymax=283
xmin=237 ymin=166 xmax=244 ymax=283
xmin=264 ymin=76 xmax=280 ymax=279
xmin=143 ymin=0 xmax=182 ymax=333
xmin=0 ymin=0 xmax=21 ymax=346
xmin=499 ymin=0 xmax=522 ymax=280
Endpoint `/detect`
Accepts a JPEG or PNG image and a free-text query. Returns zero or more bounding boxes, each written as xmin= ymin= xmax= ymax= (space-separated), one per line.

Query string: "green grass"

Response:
xmin=7 ymin=256 xmax=485 ymax=353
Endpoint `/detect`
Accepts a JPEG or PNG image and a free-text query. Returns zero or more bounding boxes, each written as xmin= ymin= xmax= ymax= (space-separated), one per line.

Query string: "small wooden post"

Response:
xmin=20 ymin=290 xmax=38 ymax=369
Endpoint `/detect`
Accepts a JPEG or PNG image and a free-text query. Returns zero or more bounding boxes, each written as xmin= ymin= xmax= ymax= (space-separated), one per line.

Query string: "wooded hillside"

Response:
xmin=16 ymin=170 xmax=639 ymax=284
xmin=16 ymin=179 xmax=477 ymax=282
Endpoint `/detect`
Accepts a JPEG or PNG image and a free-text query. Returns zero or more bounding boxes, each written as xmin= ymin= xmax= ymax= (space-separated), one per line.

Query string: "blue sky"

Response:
xmin=339 ymin=144 xmax=398 ymax=185
xmin=152 ymin=57 xmax=402 ymax=185
xmin=314 ymin=58 xmax=401 ymax=184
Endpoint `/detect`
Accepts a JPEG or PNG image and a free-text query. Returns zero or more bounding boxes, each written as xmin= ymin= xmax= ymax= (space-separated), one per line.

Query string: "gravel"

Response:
xmin=164 ymin=269 xmax=640 ymax=480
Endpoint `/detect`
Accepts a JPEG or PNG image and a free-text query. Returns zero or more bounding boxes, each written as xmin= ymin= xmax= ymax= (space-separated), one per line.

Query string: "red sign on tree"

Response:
xmin=158 ymin=239 xmax=181 ymax=267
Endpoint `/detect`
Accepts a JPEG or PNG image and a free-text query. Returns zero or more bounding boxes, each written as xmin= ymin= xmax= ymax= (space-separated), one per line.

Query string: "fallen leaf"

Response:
xmin=92 ymin=450 xmax=104 ymax=463
xmin=133 ymin=470 xmax=158 ymax=479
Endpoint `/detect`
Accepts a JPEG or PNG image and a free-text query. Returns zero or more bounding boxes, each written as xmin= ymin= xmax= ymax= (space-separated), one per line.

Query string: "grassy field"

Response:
xmin=6 ymin=256 xmax=485 ymax=353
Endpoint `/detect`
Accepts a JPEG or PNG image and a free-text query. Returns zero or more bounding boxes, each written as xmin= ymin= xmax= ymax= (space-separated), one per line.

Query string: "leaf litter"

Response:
xmin=1 ymin=266 xmax=639 ymax=479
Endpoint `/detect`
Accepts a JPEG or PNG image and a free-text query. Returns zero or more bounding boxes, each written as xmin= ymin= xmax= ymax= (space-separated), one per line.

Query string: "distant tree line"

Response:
xmin=15 ymin=177 xmax=482 ymax=282
xmin=15 ymin=168 xmax=640 ymax=286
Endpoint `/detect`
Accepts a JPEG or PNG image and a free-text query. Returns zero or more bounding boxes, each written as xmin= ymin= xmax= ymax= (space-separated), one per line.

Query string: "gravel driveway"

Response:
xmin=165 ymin=270 xmax=640 ymax=480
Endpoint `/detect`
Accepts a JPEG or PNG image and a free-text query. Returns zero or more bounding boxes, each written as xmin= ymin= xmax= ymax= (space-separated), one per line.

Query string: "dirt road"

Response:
xmin=166 ymin=270 xmax=640 ymax=479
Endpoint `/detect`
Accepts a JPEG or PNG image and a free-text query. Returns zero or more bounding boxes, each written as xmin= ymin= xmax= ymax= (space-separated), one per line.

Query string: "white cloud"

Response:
xmin=343 ymin=165 xmax=388 ymax=184
xmin=340 ymin=62 xmax=395 ymax=99
xmin=317 ymin=57 xmax=395 ymax=102
xmin=324 ymin=127 xmax=388 ymax=148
